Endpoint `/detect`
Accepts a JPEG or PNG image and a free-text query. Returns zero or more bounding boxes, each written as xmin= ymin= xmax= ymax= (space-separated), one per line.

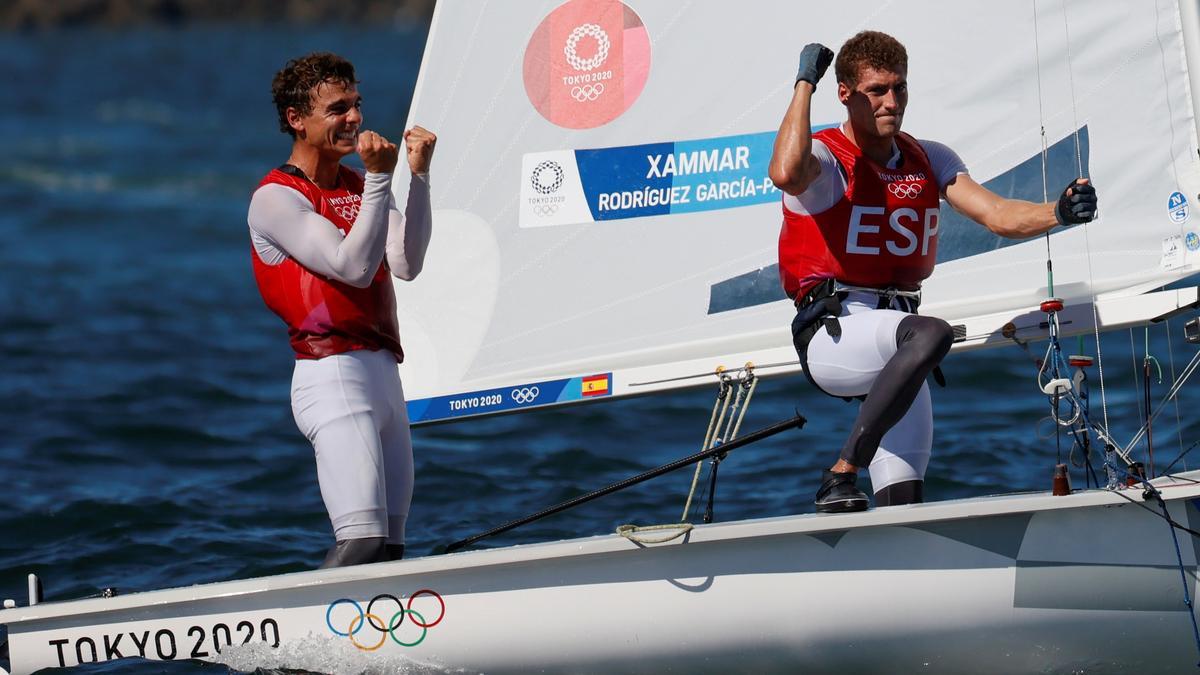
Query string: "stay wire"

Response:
xmin=1166 ymin=318 xmax=1188 ymax=470
xmin=1163 ymin=438 xmax=1200 ymax=476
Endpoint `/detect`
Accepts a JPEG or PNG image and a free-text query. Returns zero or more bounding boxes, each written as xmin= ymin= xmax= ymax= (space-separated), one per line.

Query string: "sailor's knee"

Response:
xmin=928 ymin=317 xmax=954 ymax=356
xmin=898 ymin=315 xmax=954 ymax=358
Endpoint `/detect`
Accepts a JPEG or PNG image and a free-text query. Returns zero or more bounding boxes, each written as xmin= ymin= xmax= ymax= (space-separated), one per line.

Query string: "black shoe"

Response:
xmin=815 ymin=470 xmax=869 ymax=513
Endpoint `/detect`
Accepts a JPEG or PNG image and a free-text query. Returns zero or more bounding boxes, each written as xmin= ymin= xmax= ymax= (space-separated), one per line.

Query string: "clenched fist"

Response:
xmin=404 ymin=126 xmax=438 ymax=175
xmin=357 ymin=130 xmax=399 ymax=174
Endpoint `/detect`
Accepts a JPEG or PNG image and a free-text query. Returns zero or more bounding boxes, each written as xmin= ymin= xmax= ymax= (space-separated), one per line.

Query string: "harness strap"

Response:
xmin=791 ymin=279 xmax=946 ymax=402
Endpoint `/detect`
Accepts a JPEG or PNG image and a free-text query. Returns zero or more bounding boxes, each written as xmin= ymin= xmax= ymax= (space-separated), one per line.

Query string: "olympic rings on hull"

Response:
xmin=511 ymin=386 xmax=540 ymax=404
xmin=324 ymin=590 xmax=446 ymax=650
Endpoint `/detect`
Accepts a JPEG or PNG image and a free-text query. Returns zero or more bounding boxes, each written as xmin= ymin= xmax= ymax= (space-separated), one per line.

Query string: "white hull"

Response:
xmin=5 ymin=473 xmax=1200 ymax=673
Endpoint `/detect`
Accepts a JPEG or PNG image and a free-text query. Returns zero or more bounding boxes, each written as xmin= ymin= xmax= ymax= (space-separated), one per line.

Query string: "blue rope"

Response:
xmin=1145 ymin=481 xmax=1200 ymax=667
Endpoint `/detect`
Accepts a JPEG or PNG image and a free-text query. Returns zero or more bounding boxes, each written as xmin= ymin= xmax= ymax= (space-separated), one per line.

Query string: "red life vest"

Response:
xmin=251 ymin=165 xmax=404 ymax=362
xmin=778 ymin=127 xmax=941 ymax=301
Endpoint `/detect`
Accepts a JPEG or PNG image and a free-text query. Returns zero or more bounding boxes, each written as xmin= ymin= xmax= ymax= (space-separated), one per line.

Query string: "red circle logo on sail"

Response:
xmin=523 ymin=0 xmax=651 ymax=129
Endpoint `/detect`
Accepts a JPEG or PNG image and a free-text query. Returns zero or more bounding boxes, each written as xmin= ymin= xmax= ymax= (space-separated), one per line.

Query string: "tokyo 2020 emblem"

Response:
xmin=531 ymin=161 xmax=564 ymax=195
xmin=523 ymin=0 xmax=651 ymax=129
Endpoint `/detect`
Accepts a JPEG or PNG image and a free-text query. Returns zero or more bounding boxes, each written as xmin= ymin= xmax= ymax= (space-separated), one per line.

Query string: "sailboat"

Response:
xmin=7 ymin=0 xmax=1200 ymax=672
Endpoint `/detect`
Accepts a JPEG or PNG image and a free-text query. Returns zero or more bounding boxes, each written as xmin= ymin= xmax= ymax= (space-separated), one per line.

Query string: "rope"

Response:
xmin=1129 ymin=483 xmax=1200 ymax=665
xmin=681 ymin=366 xmax=758 ymax=522
xmin=729 ymin=375 xmax=759 ymax=441
xmin=681 ymin=375 xmax=730 ymax=521
xmin=719 ymin=373 xmax=748 ymax=443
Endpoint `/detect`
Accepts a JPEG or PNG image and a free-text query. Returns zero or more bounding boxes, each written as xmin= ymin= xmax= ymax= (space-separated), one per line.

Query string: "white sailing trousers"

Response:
xmin=804 ymin=292 xmax=933 ymax=490
xmin=291 ymin=349 xmax=413 ymax=543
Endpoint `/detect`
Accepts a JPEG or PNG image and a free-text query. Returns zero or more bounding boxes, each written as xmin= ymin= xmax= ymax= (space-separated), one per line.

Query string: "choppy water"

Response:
xmin=2 ymin=23 xmax=1200 ymax=675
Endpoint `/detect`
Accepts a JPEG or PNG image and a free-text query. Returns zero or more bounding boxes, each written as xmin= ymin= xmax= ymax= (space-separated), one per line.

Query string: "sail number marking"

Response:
xmin=45 ymin=617 xmax=280 ymax=668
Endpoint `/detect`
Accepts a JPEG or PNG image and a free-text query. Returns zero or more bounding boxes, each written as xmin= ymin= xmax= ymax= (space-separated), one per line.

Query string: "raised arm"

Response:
xmin=942 ymin=175 xmax=1097 ymax=238
xmin=248 ymin=131 xmax=400 ymax=287
xmin=769 ymin=43 xmax=835 ymax=196
xmin=385 ymin=125 xmax=437 ymax=281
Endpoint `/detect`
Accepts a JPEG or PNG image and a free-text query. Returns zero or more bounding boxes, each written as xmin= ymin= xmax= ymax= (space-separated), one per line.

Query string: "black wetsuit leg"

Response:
xmin=319 ymin=536 xmax=387 ymax=568
xmin=873 ymin=479 xmax=924 ymax=506
xmin=386 ymin=544 xmax=405 ymax=561
xmin=839 ymin=314 xmax=953 ymax=470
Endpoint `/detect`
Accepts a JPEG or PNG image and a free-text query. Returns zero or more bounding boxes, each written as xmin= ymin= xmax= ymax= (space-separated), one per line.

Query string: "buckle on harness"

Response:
xmin=833 ymin=282 xmax=922 ymax=310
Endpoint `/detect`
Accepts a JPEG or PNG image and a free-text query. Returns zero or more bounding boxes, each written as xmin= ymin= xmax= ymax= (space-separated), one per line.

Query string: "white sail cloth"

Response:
xmin=392 ymin=0 xmax=1200 ymax=423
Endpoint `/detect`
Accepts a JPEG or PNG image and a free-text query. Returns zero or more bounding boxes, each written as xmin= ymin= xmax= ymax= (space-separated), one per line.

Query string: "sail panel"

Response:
xmin=395 ymin=0 xmax=1200 ymax=424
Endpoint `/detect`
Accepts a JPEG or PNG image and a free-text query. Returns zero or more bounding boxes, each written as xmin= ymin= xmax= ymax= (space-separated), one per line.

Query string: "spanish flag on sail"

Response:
xmin=581 ymin=374 xmax=610 ymax=397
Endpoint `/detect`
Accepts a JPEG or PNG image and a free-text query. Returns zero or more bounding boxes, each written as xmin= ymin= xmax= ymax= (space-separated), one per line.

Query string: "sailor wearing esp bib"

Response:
xmin=770 ymin=32 xmax=1098 ymax=513
xmin=249 ymin=52 xmax=437 ymax=566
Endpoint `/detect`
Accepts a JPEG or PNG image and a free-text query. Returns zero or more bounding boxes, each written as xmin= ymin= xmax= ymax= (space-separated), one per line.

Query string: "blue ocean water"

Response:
xmin=1 ymin=23 xmax=1199 ymax=674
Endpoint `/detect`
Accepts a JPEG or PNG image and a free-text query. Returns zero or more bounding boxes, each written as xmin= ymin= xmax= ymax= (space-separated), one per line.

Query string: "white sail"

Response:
xmin=392 ymin=0 xmax=1200 ymax=424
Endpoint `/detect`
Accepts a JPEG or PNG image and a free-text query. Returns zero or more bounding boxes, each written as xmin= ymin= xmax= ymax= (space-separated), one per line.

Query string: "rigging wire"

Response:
xmin=1166 ymin=318 xmax=1189 ymax=470
xmin=1163 ymin=438 xmax=1200 ymax=476
xmin=1123 ymin=348 xmax=1200 ymax=456
xmin=1131 ymin=328 xmax=1146 ymax=428
xmin=1034 ymin=0 xmax=1118 ymax=487
xmin=1144 ymin=326 xmax=1165 ymax=476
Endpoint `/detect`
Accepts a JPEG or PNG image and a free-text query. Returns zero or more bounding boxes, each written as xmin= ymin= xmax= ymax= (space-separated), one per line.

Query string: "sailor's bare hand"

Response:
xmin=357 ymin=130 xmax=399 ymax=174
xmin=404 ymin=126 xmax=437 ymax=174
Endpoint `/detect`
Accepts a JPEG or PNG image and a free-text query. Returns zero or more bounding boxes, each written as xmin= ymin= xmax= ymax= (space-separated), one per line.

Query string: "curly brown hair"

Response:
xmin=834 ymin=31 xmax=907 ymax=87
xmin=271 ymin=52 xmax=359 ymax=137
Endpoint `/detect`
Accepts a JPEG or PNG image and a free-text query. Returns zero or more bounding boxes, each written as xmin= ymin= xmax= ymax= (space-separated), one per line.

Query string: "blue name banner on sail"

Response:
xmin=518 ymin=127 xmax=835 ymax=228
xmin=408 ymin=373 xmax=613 ymax=423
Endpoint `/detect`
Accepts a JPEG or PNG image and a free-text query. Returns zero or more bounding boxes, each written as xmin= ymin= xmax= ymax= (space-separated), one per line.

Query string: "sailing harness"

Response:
xmin=790 ymin=279 xmax=946 ymax=401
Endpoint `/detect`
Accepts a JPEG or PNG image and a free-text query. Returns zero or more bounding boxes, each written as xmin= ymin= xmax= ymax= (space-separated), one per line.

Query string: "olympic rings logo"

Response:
xmin=564 ymin=23 xmax=610 ymax=72
xmin=887 ymin=181 xmax=923 ymax=199
xmin=325 ymin=590 xmax=445 ymax=650
xmin=511 ymin=386 xmax=540 ymax=404
xmin=570 ymin=83 xmax=605 ymax=102
xmin=531 ymin=160 xmax=564 ymax=195
xmin=333 ymin=203 xmax=361 ymax=222
xmin=533 ymin=204 xmax=559 ymax=217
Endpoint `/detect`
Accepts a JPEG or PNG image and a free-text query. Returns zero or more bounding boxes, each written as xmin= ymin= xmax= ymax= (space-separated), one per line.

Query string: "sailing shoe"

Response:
xmin=814 ymin=470 xmax=869 ymax=513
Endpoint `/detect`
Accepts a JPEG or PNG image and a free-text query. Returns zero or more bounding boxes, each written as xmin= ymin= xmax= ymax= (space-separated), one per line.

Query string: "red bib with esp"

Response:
xmin=779 ymin=127 xmax=941 ymax=300
xmin=251 ymin=165 xmax=404 ymax=362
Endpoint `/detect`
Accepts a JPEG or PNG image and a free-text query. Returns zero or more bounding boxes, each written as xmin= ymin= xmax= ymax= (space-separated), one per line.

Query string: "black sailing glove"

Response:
xmin=795 ymin=43 xmax=835 ymax=89
xmin=1055 ymin=179 xmax=1098 ymax=226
